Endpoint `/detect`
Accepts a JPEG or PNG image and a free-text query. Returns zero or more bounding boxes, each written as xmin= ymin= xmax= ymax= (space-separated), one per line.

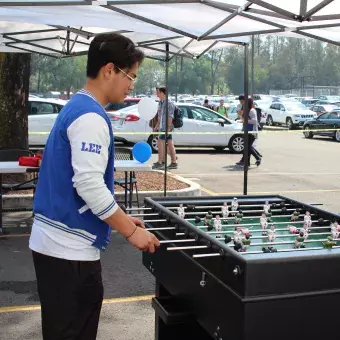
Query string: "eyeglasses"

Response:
xmin=115 ymin=65 xmax=137 ymax=83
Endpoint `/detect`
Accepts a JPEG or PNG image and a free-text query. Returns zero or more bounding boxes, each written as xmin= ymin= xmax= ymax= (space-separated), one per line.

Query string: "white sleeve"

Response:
xmin=67 ymin=112 xmax=118 ymax=220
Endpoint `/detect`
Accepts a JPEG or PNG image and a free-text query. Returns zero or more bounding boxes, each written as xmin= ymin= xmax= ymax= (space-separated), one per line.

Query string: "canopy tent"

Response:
xmin=1 ymin=0 xmax=340 ymax=195
xmin=0 ymin=1 xmax=340 ymax=57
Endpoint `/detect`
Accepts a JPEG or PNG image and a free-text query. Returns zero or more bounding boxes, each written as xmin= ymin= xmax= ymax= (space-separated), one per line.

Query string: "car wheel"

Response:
xmin=303 ymin=126 xmax=313 ymax=139
xmin=335 ymin=130 xmax=340 ymax=142
xmin=229 ymin=135 xmax=244 ymax=153
xmin=147 ymin=135 xmax=158 ymax=153
xmin=286 ymin=117 xmax=294 ymax=130
xmin=267 ymin=115 xmax=273 ymax=126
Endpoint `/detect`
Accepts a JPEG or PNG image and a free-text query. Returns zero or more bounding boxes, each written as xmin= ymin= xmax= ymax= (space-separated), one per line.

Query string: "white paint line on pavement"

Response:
xmin=179 ymin=172 xmax=340 ymax=177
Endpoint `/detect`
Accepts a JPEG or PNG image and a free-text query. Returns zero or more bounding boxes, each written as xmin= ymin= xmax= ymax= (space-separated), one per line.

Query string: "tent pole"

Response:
xmin=163 ymin=42 xmax=170 ymax=197
xmin=251 ymin=34 xmax=254 ymax=98
xmin=175 ymin=55 xmax=178 ymax=102
xmin=243 ymin=43 xmax=249 ymax=196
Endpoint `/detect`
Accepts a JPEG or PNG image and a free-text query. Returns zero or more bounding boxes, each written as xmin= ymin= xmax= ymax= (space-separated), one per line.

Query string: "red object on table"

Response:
xmin=18 ymin=154 xmax=42 ymax=167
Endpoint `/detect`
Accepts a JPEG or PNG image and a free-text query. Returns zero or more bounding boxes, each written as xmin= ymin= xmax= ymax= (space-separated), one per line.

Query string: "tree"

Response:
xmin=0 ymin=53 xmax=31 ymax=150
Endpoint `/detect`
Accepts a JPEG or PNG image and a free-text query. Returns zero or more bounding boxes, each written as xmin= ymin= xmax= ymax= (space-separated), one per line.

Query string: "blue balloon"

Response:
xmin=132 ymin=142 xmax=152 ymax=163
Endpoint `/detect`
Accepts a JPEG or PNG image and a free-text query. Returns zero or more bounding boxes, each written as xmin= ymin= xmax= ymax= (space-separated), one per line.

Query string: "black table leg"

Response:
xmin=129 ymin=171 xmax=133 ymax=208
xmin=0 ymin=173 xmax=3 ymax=235
xmin=124 ymin=171 xmax=128 ymax=209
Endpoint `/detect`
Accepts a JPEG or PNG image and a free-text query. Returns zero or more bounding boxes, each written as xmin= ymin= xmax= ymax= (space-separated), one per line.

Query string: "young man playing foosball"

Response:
xmin=29 ymin=33 xmax=160 ymax=340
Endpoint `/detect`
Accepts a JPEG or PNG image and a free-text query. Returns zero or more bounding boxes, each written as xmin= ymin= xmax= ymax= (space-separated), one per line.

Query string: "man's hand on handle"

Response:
xmin=127 ymin=227 xmax=160 ymax=253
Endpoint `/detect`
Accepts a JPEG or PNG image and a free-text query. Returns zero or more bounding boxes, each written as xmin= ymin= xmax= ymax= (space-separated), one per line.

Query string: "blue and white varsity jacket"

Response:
xmin=33 ymin=90 xmax=118 ymax=251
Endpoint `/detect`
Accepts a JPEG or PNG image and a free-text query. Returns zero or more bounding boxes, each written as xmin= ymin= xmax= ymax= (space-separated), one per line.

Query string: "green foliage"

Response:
xmin=29 ymin=36 xmax=340 ymax=96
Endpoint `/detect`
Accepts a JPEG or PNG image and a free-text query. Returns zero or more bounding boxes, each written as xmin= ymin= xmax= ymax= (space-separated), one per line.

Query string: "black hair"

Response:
xmin=158 ymin=86 xmax=167 ymax=95
xmin=86 ymin=33 xmax=144 ymax=78
xmin=248 ymin=98 xmax=254 ymax=109
xmin=238 ymin=94 xmax=245 ymax=100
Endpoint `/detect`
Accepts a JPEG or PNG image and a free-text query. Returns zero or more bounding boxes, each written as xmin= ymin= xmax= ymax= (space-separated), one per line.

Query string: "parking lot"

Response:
xmin=1 ymin=127 xmax=339 ymax=339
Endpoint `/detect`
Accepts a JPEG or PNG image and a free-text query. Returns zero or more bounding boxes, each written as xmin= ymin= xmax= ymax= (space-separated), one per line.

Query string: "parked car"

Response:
xmin=310 ymin=104 xmax=340 ymax=116
xmin=113 ymin=103 xmax=245 ymax=153
xmin=303 ymin=112 xmax=340 ymax=142
xmin=28 ymin=97 xmax=67 ymax=146
xmin=266 ymin=101 xmax=317 ymax=129
xmin=301 ymin=98 xmax=319 ymax=108
xmin=105 ymin=97 xmax=141 ymax=112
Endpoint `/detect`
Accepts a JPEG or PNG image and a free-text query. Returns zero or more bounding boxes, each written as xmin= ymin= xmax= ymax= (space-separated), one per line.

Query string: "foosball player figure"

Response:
xmin=214 ymin=215 xmax=223 ymax=238
xmin=300 ymin=223 xmax=310 ymax=240
xmin=304 ymin=211 xmax=312 ymax=228
xmin=331 ymin=223 xmax=340 ymax=240
xmin=291 ymin=210 xmax=300 ymax=222
xmin=224 ymin=235 xmax=232 ymax=244
xmin=287 ymin=225 xmax=299 ymax=234
xmin=267 ymin=225 xmax=276 ymax=242
xmin=234 ymin=210 xmax=243 ymax=224
xmin=221 ymin=202 xmax=229 ymax=218
xmin=260 ymin=213 xmax=268 ymax=235
xmin=322 ymin=236 xmax=336 ymax=249
xmin=331 ymin=221 xmax=340 ymax=232
xmin=177 ymin=203 xmax=185 ymax=219
xmin=231 ymin=197 xmax=238 ymax=215
xmin=263 ymin=201 xmax=271 ymax=216
xmin=194 ymin=216 xmax=201 ymax=225
xmin=262 ymin=246 xmax=277 ymax=253
xmin=241 ymin=234 xmax=251 ymax=252
xmin=205 ymin=211 xmax=213 ymax=226
xmin=294 ymin=232 xmax=306 ymax=249
xmin=241 ymin=227 xmax=251 ymax=237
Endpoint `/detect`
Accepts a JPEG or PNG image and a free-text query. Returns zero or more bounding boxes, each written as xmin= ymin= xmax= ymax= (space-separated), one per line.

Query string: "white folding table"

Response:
xmin=0 ymin=160 xmax=152 ymax=230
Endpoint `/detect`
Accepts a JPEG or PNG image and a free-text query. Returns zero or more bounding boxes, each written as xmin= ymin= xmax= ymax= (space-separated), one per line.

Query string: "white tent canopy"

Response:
xmin=0 ymin=1 xmax=340 ymax=58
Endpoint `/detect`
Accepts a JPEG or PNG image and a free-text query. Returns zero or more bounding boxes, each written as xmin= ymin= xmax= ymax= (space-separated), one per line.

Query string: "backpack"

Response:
xmin=173 ymin=106 xmax=183 ymax=128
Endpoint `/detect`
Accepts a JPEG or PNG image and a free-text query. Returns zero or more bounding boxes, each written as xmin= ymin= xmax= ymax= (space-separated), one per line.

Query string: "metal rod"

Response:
xmin=251 ymin=35 xmax=254 ymax=98
xmin=160 ymin=239 xmax=196 ymax=244
xmin=105 ymin=5 xmax=198 ymax=39
xmin=147 ymin=227 xmax=176 ymax=231
xmin=243 ymin=43 xmax=249 ymax=196
xmin=242 ymin=246 xmax=340 ymax=255
xmin=167 ymin=245 xmax=207 ymax=251
xmin=196 ymin=41 xmax=218 ymax=59
xmin=164 ymin=42 xmax=169 ymax=197
xmin=168 ymin=38 xmax=195 ymax=60
xmin=175 ymin=55 xmax=178 ymax=102
xmin=304 ymin=0 xmax=334 ymax=19
xmin=300 ymin=0 xmax=308 ymax=17
xmin=245 ymin=0 xmax=298 ymax=20
xmin=193 ymin=253 xmax=221 ymax=258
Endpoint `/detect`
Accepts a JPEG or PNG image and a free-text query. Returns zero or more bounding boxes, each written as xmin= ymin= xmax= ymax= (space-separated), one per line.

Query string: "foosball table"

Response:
xmin=141 ymin=195 xmax=340 ymax=340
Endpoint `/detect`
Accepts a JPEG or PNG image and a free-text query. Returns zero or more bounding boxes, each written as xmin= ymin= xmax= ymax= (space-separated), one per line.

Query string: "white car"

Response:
xmin=112 ymin=103 xmax=245 ymax=153
xmin=266 ymin=101 xmax=317 ymax=129
xmin=28 ymin=97 xmax=67 ymax=146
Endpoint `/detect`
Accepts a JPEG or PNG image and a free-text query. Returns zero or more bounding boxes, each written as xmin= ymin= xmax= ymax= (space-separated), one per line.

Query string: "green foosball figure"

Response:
xmin=294 ymin=233 xmax=306 ymax=249
xmin=322 ymin=236 xmax=337 ymax=249
xmin=291 ymin=210 xmax=300 ymax=222
xmin=205 ymin=211 xmax=213 ymax=225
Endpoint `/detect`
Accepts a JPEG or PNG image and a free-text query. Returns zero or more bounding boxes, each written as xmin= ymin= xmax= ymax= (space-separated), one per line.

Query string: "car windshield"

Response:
xmin=285 ymin=103 xmax=308 ymax=111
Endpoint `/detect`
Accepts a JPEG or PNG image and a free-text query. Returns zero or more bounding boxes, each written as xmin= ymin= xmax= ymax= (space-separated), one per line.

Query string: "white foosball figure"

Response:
xmin=263 ymin=201 xmax=271 ymax=215
xmin=214 ymin=215 xmax=223 ymax=238
xmin=304 ymin=211 xmax=312 ymax=228
xmin=300 ymin=223 xmax=309 ymax=240
xmin=221 ymin=202 xmax=229 ymax=218
xmin=287 ymin=225 xmax=299 ymax=234
xmin=177 ymin=203 xmax=185 ymax=219
xmin=231 ymin=197 xmax=238 ymax=215
xmin=267 ymin=225 xmax=276 ymax=242
xmin=233 ymin=229 xmax=243 ymax=244
xmin=331 ymin=224 xmax=340 ymax=240
xmin=260 ymin=213 xmax=268 ymax=231
xmin=331 ymin=221 xmax=340 ymax=232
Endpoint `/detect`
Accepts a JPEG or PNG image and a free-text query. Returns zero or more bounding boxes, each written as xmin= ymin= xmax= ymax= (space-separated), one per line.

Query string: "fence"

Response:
xmin=269 ymin=86 xmax=340 ymax=98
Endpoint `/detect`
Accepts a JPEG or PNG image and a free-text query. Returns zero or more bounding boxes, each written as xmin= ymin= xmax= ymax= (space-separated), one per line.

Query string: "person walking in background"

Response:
xmin=152 ymin=86 xmax=178 ymax=170
xmin=236 ymin=97 xmax=262 ymax=167
xmin=216 ymin=99 xmax=227 ymax=117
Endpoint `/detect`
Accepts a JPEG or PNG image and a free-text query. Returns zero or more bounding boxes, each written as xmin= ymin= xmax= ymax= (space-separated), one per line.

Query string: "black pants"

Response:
xmin=32 ymin=251 xmax=104 ymax=340
xmin=239 ymin=135 xmax=261 ymax=164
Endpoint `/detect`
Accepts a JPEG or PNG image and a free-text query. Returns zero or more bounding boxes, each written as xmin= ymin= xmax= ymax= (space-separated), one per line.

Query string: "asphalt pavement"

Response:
xmin=1 ymin=126 xmax=340 ymax=339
